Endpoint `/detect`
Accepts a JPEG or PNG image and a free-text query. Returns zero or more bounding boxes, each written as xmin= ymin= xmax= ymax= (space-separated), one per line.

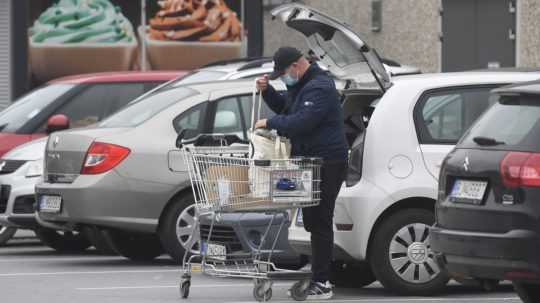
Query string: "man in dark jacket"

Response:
xmin=255 ymin=47 xmax=348 ymax=300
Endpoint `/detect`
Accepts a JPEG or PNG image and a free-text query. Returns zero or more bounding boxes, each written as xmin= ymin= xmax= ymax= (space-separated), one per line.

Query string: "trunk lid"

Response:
xmin=271 ymin=3 xmax=391 ymax=91
xmin=45 ymin=127 xmax=131 ymax=183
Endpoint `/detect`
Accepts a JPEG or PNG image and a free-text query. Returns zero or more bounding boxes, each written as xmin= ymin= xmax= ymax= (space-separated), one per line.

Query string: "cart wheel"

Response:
xmin=290 ymin=280 xmax=309 ymax=301
xmin=253 ymin=281 xmax=272 ymax=302
xmin=180 ymin=279 xmax=191 ymax=299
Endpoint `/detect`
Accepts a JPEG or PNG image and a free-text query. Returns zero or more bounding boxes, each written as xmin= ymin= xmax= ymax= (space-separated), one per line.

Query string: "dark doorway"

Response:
xmin=442 ymin=0 xmax=516 ymax=72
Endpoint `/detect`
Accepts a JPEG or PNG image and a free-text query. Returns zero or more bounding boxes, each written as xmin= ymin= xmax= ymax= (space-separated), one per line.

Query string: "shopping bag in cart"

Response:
xmin=249 ymin=87 xmax=291 ymax=198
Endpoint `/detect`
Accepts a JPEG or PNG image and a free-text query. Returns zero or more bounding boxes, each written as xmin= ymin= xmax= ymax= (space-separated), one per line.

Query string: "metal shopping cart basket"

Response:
xmin=177 ymin=134 xmax=322 ymax=301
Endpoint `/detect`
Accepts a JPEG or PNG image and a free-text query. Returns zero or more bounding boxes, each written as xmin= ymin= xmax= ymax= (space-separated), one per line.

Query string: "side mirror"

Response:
xmin=46 ymin=114 xmax=70 ymax=134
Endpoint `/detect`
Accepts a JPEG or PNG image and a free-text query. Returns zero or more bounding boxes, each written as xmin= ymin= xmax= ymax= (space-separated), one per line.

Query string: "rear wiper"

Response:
xmin=473 ymin=136 xmax=505 ymax=146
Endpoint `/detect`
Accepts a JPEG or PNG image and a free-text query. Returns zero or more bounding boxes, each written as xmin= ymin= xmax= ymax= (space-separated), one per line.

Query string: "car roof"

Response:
xmin=391 ymin=71 xmax=540 ymax=89
xmin=168 ymin=71 xmax=540 ymax=98
xmin=492 ymin=80 xmax=540 ymax=96
xmin=48 ymin=71 xmax=187 ymax=84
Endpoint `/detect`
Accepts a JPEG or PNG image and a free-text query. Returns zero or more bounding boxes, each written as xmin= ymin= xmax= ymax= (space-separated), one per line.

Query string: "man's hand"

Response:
xmin=255 ymin=119 xmax=267 ymax=129
xmin=256 ymin=75 xmax=269 ymax=92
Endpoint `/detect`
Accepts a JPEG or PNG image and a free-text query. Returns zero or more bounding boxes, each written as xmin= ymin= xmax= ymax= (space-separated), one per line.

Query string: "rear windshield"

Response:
xmin=99 ymin=87 xmax=198 ymax=128
xmin=0 ymin=84 xmax=74 ymax=133
xmin=459 ymin=95 xmax=540 ymax=151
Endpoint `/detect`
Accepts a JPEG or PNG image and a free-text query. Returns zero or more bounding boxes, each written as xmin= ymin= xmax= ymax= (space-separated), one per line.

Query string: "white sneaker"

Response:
xmin=304 ymin=281 xmax=333 ymax=300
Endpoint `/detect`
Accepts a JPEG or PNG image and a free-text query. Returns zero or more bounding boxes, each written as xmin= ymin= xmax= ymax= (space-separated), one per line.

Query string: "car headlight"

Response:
xmin=25 ymin=160 xmax=44 ymax=178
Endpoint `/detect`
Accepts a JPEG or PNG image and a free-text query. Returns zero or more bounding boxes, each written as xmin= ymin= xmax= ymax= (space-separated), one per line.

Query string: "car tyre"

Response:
xmin=159 ymin=193 xmax=199 ymax=263
xmin=102 ymin=229 xmax=163 ymax=261
xmin=513 ymin=282 xmax=540 ymax=303
xmin=0 ymin=226 xmax=17 ymax=246
xmin=34 ymin=228 xmax=91 ymax=252
xmin=369 ymin=208 xmax=449 ymax=295
xmin=330 ymin=261 xmax=376 ymax=288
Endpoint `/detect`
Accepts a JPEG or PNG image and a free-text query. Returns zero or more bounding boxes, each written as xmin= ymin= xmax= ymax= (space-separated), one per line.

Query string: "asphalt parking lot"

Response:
xmin=0 ymin=233 xmax=520 ymax=303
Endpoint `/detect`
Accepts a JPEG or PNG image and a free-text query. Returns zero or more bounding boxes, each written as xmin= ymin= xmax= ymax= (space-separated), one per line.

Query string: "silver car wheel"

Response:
xmin=176 ymin=204 xmax=200 ymax=254
xmin=388 ymin=223 xmax=440 ymax=284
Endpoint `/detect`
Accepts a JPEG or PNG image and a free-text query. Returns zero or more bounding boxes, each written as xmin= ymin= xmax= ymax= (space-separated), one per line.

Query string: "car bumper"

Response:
xmin=199 ymin=212 xmax=300 ymax=263
xmin=288 ymin=179 xmax=390 ymax=261
xmin=0 ymin=171 xmax=40 ymax=229
xmin=431 ymin=225 xmax=540 ymax=281
xmin=35 ymin=170 xmax=174 ymax=233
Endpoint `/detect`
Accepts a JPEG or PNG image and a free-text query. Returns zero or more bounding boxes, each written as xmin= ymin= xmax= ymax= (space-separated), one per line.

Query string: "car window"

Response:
xmin=416 ymin=87 xmax=495 ymax=144
xmin=238 ymin=95 xmax=276 ymax=130
xmin=0 ymin=84 xmax=74 ymax=133
xmin=212 ymin=97 xmax=246 ymax=140
xmin=46 ymin=83 xmax=150 ymax=130
xmin=173 ymin=102 xmax=208 ymax=138
xmin=459 ymin=96 xmax=540 ymax=151
xmin=100 ymin=87 xmax=198 ymax=128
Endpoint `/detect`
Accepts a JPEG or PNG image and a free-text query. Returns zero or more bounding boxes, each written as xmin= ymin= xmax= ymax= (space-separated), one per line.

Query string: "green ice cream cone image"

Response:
xmin=30 ymin=0 xmax=135 ymax=44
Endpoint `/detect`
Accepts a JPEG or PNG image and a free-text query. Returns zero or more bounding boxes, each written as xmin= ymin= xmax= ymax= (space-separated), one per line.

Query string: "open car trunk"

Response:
xmin=341 ymin=89 xmax=382 ymax=186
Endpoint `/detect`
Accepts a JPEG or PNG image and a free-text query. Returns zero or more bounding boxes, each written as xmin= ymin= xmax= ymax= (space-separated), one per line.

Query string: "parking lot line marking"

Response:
xmin=0 ymin=269 xmax=179 ymax=277
xmin=77 ymin=283 xmax=291 ymax=291
xmin=227 ymin=297 xmax=519 ymax=303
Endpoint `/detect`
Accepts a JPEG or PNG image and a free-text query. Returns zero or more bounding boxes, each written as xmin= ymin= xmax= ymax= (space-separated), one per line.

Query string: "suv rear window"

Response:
xmin=459 ymin=95 xmax=540 ymax=151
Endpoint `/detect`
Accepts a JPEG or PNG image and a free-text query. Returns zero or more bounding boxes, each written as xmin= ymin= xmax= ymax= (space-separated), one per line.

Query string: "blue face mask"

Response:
xmin=280 ymin=71 xmax=299 ymax=86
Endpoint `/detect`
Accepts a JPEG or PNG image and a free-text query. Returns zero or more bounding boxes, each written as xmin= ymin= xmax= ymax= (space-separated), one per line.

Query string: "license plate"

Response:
xmin=296 ymin=209 xmax=303 ymax=226
xmin=202 ymin=242 xmax=227 ymax=261
xmin=450 ymin=180 xmax=488 ymax=204
xmin=39 ymin=195 xmax=62 ymax=213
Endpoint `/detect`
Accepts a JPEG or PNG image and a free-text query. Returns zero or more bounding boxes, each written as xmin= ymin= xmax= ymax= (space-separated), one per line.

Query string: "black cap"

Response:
xmin=268 ymin=47 xmax=303 ymax=80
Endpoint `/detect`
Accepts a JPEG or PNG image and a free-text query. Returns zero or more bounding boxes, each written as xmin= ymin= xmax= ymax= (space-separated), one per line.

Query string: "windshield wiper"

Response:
xmin=473 ymin=136 xmax=505 ymax=146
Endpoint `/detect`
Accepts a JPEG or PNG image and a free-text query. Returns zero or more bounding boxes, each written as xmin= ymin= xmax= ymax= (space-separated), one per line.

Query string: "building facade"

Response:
xmin=263 ymin=0 xmax=539 ymax=73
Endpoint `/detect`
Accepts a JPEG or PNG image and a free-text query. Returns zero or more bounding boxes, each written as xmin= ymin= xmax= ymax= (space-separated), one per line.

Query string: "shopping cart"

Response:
xmin=177 ymin=133 xmax=322 ymax=301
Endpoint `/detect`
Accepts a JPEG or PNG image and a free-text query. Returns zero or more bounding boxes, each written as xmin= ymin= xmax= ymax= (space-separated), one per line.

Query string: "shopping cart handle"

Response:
xmin=177 ymin=133 xmax=249 ymax=148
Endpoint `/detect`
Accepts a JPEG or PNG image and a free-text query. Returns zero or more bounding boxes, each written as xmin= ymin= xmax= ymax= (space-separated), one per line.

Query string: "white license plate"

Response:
xmin=450 ymin=180 xmax=488 ymax=204
xmin=39 ymin=195 xmax=62 ymax=213
xmin=202 ymin=242 xmax=227 ymax=261
xmin=296 ymin=209 xmax=303 ymax=226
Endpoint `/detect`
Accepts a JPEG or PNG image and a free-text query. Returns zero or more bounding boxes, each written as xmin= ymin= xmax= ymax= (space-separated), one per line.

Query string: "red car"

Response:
xmin=0 ymin=71 xmax=186 ymax=157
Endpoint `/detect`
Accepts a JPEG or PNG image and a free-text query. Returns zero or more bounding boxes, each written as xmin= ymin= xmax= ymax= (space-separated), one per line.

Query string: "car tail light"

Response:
xmin=500 ymin=152 xmax=540 ymax=188
xmin=81 ymin=142 xmax=130 ymax=175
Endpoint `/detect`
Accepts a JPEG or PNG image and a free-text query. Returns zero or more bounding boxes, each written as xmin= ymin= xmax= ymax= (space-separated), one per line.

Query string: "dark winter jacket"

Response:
xmin=263 ymin=63 xmax=348 ymax=160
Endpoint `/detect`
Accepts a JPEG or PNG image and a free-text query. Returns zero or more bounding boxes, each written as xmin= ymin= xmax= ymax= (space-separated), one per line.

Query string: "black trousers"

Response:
xmin=302 ymin=159 xmax=347 ymax=283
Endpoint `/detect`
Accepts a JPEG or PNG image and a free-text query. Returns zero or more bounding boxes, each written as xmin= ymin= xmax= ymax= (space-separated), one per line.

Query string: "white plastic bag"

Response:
xmin=248 ymin=86 xmax=291 ymax=160
xmin=249 ymin=85 xmax=291 ymax=197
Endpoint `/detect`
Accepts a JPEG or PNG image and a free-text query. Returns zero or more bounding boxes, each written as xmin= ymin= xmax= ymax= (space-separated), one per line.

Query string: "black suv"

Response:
xmin=431 ymin=80 xmax=540 ymax=303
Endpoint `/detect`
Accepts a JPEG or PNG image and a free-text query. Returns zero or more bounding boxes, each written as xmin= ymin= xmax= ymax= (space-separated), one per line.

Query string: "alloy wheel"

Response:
xmin=175 ymin=204 xmax=200 ymax=254
xmin=388 ymin=223 xmax=440 ymax=284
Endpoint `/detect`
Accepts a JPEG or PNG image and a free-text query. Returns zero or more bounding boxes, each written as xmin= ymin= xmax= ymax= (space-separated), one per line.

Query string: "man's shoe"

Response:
xmin=305 ymin=281 xmax=333 ymax=300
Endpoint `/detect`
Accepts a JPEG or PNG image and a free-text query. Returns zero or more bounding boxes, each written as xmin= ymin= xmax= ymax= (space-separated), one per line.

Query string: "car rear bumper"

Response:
xmin=431 ymin=225 xmax=540 ymax=281
xmin=35 ymin=170 xmax=173 ymax=233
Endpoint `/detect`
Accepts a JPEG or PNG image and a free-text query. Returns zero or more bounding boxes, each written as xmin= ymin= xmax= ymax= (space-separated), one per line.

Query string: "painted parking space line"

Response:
xmin=0 ymin=269 xmax=180 ymax=277
xmin=77 ymin=283 xmax=291 ymax=291
xmin=227 ymin=298 xmax=519 ymax=303
xmin=0 ymin=257 xmax=126 ymax=263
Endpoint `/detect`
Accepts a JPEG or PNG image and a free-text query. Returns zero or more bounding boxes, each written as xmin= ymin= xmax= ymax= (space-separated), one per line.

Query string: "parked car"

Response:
xmin=0 ymin=71 xmax=185 ymax=248
xmin=34 ymin=79 xmax=304 ymax=263
xmin=431 ymin=80 xmax=540 ymax=303
xmin=169 ymin=56 xmax=419 ymax=86
xmin=269 ymin=3 xmax=540 ymax=295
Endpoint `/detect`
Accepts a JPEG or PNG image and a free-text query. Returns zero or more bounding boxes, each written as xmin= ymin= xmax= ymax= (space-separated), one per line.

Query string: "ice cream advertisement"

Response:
xmin=28 ymin=0 xmax=247 ymax=83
